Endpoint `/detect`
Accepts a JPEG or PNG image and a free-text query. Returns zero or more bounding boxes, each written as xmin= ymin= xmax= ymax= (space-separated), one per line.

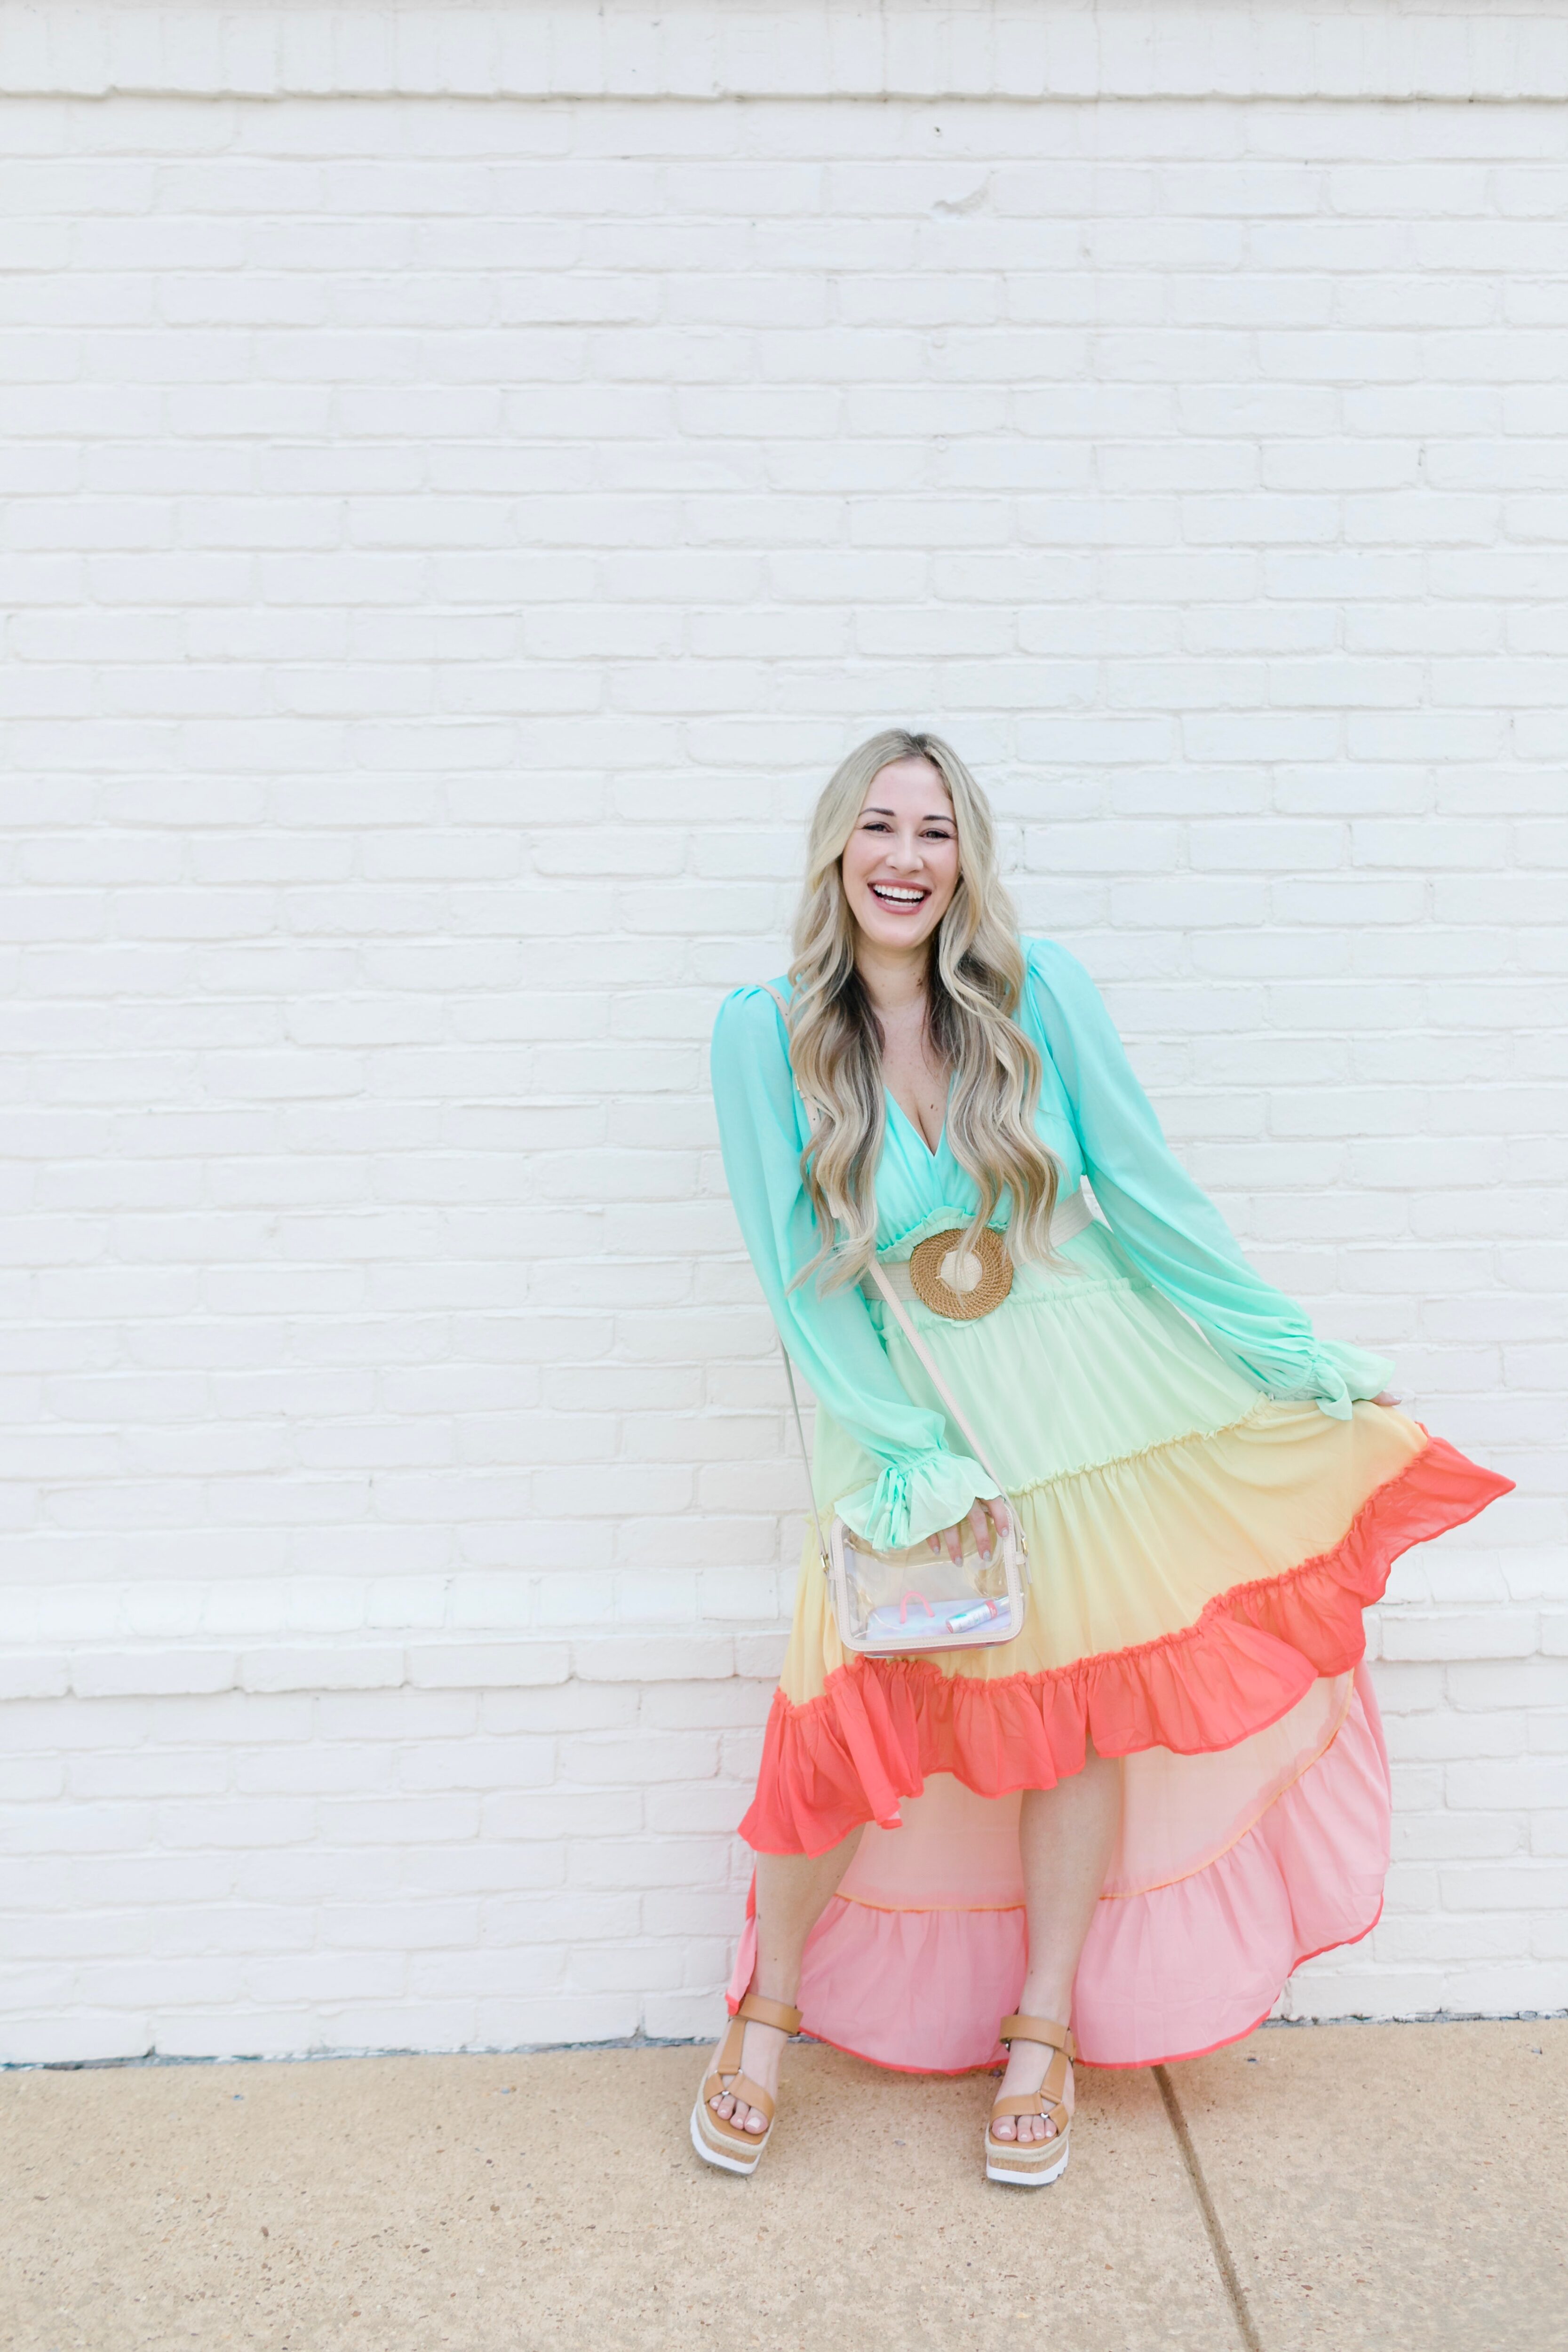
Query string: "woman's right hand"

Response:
xmin=926 ymin=1494 xmax=1011 ymax=1567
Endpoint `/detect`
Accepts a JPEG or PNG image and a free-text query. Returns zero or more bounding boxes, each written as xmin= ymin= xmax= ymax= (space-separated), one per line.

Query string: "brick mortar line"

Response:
xmin=9 ymin=90 xmax=1568 ymax=107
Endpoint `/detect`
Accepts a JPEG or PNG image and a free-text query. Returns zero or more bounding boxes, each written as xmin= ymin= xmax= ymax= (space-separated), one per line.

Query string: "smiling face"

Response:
xmin=839 ymin=756 xmax=961 ymax=958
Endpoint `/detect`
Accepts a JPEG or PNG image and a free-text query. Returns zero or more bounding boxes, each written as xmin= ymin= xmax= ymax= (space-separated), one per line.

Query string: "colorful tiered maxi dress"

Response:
xmin=711 ymin=938 xmax=1513 ymax=2073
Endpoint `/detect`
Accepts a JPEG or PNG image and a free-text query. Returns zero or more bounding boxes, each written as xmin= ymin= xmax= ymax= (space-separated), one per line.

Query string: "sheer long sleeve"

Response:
xmin=1024 ymin=940 xmax=1394 ymax=1420
xmin=710 ymin=985 xmax=991 ymax=1546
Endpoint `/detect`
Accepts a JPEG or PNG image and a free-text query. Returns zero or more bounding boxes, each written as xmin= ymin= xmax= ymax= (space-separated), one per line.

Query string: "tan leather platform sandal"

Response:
xmin=689 ymin=1992 xmax=802 ymax=2177
xmin=985 ymin=2012 xmax=1076 ymax=2186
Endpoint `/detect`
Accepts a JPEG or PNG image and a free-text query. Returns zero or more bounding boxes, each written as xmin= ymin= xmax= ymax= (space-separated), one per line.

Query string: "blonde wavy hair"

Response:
xmin=784 ymin=728 xmax=1059 ymax=1293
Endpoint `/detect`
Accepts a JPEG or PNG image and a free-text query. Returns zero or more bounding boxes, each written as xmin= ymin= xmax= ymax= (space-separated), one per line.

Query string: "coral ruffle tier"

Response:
xmin=741 ymin=1429 xmax=1508 ymax=1859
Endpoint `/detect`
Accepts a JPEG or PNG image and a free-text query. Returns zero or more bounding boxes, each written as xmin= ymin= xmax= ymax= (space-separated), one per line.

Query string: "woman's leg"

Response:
xmin=991 ymin=1745 xmax=1122 ymax=2145
xmin=708 ymin=1828 xmax=864 ymax=2136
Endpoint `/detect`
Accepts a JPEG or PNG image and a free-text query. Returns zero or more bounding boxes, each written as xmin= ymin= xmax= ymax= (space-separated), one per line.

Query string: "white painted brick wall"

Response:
xmin=0 ymin=1634 xmax=783 ymax=2061
xmin=1 ymin=5 xmax=1564 ymax=2059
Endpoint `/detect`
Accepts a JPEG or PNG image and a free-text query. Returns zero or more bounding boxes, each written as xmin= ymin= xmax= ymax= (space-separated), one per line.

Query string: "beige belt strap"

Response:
xmin=867 ymin=1184 xmax=1096 ymax=1305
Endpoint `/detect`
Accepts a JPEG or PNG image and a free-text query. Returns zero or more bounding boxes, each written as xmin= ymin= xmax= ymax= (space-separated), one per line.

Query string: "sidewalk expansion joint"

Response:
xmin=1153 ymin=2064 xmax=1263 ymax=2352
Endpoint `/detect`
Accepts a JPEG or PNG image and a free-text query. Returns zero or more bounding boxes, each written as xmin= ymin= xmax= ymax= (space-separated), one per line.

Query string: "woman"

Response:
xmin=693 ymin=729 xmax=1511 ymax=2185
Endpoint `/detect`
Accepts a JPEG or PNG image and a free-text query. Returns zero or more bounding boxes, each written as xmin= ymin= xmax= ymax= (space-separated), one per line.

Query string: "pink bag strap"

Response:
xmin=777 ymin=1342 xmax=830 ymax=1574
xmin=758 ymin=982 xmax=1009 ymax=1506
xmin=860 ymin=1252 xmax=1009 ymax=1501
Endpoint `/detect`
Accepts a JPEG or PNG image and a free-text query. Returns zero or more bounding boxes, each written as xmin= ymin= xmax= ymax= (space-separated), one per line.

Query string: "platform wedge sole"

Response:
xmin=690 ymin=2097 xmax=766 ymax=2176
xmin=984 ymin=2128 xmax=1071 ymax=2187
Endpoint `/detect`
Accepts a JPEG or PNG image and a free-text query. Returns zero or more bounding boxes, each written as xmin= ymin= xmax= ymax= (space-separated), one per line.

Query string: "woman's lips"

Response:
xmin=868 ymin=882 xmax=930 ymax=910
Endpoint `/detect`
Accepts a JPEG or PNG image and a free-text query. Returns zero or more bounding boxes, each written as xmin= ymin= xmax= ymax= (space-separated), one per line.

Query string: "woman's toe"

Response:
xmin=744 ymin=2106 xmax=767 ymax=2135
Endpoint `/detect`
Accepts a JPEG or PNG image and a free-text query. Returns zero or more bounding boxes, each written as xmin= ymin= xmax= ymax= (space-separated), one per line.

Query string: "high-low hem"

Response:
xmin=729 ymin=1663 xmax=1397 ymax=2072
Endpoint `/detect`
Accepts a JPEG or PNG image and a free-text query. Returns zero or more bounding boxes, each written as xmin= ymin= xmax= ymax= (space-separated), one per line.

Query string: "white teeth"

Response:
xmin=872 ymin=885 xmax=925 ymax=904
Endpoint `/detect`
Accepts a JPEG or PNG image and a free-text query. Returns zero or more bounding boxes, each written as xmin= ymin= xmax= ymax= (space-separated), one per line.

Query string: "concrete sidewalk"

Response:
xmin=3 ymin=2020 xmax=1562 ymax=2352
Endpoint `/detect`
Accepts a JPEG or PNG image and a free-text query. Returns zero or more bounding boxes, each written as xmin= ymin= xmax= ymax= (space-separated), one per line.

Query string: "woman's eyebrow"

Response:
xmin=860 ymin=805 xmax=954 ymax=822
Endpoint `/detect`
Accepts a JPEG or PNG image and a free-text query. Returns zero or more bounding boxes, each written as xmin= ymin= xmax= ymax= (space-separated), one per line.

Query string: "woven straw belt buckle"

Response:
xmin=905 ymin=1225 xmax=1013 ymax=1320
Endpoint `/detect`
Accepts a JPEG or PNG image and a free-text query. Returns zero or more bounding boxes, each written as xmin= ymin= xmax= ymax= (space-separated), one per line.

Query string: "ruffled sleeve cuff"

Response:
xmin=1312 ymin=1337 xmax=1397 ymax=1415
xmin=836 ymin=1449 xmax=992 ymax=1552
xmin=1228 ymin=1334 xmax=1396 ymax=1422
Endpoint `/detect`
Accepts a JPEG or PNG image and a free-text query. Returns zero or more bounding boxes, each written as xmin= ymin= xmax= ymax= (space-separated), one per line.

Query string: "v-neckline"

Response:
xmin=886 ymin=1087 xmax=946 ymax=1163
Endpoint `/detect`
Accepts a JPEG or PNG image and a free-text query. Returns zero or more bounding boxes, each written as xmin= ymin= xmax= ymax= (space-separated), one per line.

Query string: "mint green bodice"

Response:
xmin=710 ymin=937 xmax=1393 ymax=1552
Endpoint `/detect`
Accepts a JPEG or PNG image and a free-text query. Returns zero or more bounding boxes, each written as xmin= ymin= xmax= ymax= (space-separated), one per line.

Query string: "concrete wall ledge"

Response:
xmin=0 ymin=1629 xmax=791 ymax=1703
xmin=7 ymin=1596 xmax=1568 ymax=1703
xmin=6 ymin=6 xmax=1568 ymax=105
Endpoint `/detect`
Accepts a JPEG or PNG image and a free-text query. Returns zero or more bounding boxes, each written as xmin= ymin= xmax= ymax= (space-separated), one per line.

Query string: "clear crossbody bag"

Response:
xmin=778 ymin=1255 xmax=1028 ymax=1660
